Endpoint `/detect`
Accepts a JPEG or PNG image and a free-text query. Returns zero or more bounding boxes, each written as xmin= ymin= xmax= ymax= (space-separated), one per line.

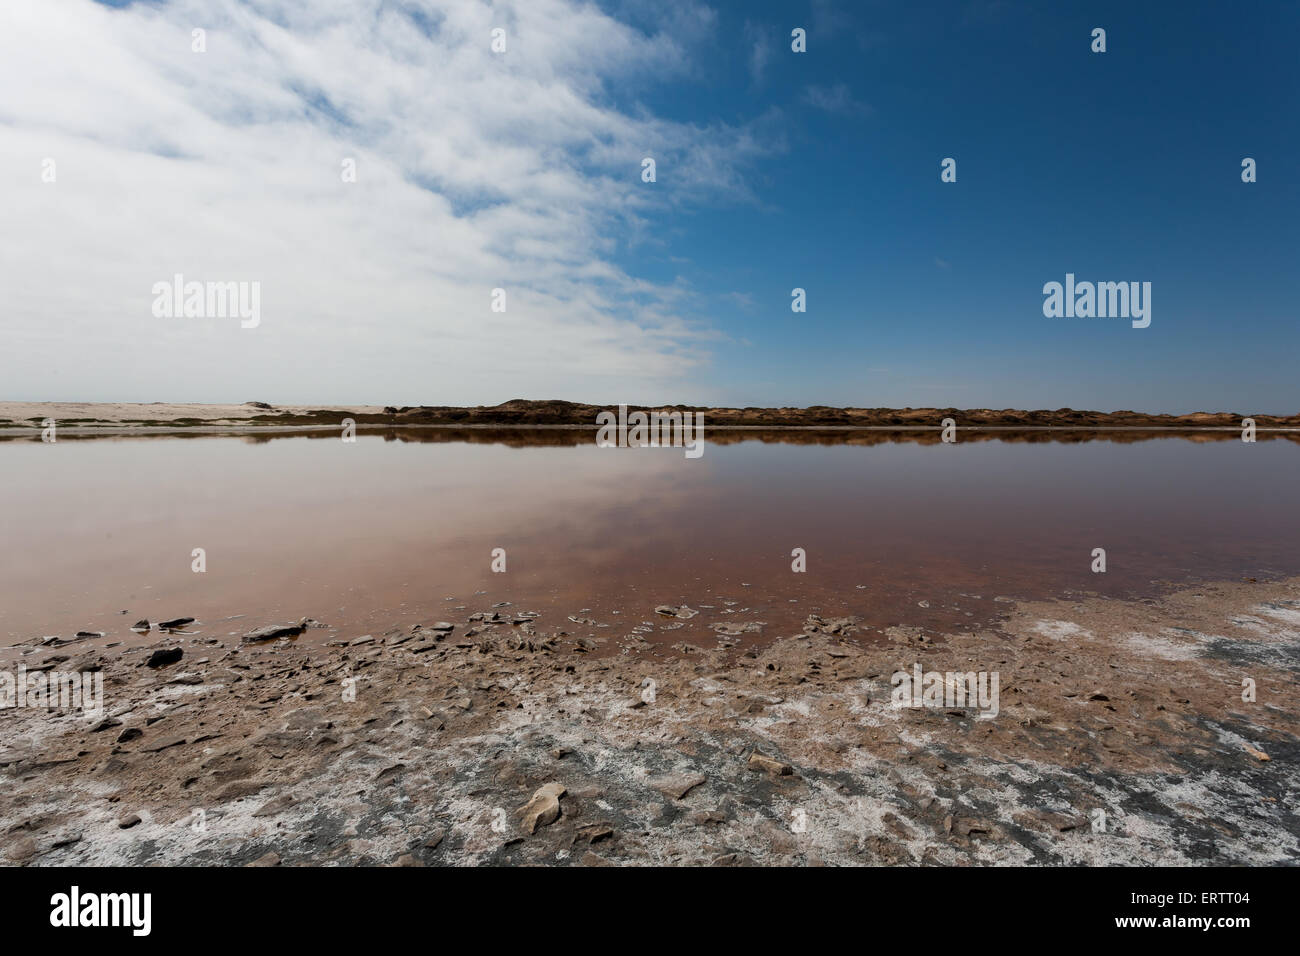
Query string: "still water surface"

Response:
xmin=2 ymin=430 xmax=1296 ymax=648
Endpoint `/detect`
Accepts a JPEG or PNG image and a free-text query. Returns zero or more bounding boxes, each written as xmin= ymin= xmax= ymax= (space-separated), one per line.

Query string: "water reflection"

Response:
xmin=1 ymin=431 xmax=1296 ymax=650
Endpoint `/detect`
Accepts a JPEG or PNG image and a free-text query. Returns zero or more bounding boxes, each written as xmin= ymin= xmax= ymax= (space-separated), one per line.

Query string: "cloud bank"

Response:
xmin=0 ymin=0 xmax=773 ymax=403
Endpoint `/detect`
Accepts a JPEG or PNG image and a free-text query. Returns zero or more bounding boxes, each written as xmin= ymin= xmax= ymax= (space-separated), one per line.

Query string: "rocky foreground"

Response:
xmin=3 ymin=578 xmax=1298 ymax=867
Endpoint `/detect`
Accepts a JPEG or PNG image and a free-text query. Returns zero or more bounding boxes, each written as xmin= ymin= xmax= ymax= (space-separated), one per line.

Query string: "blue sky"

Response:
xmin=616 ymin=0 xmax=1300 ymax=413
xmin=3 ymin=0 xmax=1297 ymax=412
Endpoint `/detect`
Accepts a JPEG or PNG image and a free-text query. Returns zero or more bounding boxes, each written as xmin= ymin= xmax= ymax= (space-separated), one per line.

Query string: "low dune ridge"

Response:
xmin=1 ymin=400 xmax=1297 ymax=430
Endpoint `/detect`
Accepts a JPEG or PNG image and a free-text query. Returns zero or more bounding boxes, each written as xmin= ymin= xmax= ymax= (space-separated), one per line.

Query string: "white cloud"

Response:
xmin=0 ymin=0 xmax=776 ymax=404
xmin=742 ymin=20 xmax=773 ymax=86
xmin=802 ymin=82 xmax=871 ymax=116
xmin=722 ymin=291 xmax=755 ymax=311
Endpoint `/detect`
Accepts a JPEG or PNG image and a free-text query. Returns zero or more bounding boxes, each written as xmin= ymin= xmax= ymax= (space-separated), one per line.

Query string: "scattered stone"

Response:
xmin=50 ymin=831 xmax=83 ymax=849
xmin=242 ymin=622 xmax=307 ymax=643
xmin=688 ymin=809 xmax=727 ymax=826
xmin=575 ymin=823 xmax=614 ymax=843
xmin=655 ymin=605 xmax=698 ymax=620
xmin=747 ymin=753 xmax=793 ymax=776
xmin=649 ymin=772 xmax=707 ymax=800
xmin=118 ymin=814 xmax=142 ymax=829
xmin=145 ymin=647 xmax=183 ymax=668
xmin=8 ymin=837 xmax=39 ymax=863
xmin=519 ymin=782 xmax=567 ymax=834
xmin=158 ymin=617 xmax=195 ymax=630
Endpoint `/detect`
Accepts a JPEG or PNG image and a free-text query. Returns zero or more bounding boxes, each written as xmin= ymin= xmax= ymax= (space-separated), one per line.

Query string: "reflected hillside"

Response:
xmin=3 ymin=426 xmax=1297 ymax=447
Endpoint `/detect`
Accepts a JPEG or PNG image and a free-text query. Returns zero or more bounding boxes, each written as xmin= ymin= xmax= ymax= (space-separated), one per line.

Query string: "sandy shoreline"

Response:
xmin=3 ymin=576 xmax=1297 ymax=866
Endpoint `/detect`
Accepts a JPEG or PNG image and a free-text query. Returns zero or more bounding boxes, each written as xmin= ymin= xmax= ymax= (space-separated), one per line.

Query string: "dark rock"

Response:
xmin=242 ymin=622 xmax=307 ymax=643
xmin=145 ymin=647 xmax=183 ymax=668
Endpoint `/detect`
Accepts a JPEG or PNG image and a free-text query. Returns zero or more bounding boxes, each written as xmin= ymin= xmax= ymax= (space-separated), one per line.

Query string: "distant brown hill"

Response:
xmin=317 ymin=400 xmax=1299 ymax=429
xmin=2 ymin=400 xmax=1295 ymax=430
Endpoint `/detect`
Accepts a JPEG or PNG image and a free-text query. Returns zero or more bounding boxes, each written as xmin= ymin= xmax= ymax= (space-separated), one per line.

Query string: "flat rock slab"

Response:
xmin=655 ymin=605 xmax=698 ymax=620
xmin=242 ymin=623 xmax=306 ymax=643
xmin=649 ymin=773 xmax=707 ymax=800
xmin=519 ymin=782 xmax=567 ymax=834
xmin=747 ymin=753 xmax=793 ymax=776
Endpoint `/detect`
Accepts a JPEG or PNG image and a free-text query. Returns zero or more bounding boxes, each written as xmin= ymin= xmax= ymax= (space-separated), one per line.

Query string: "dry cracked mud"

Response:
xmin=3 ymin=577 xmax=1297 ymax=866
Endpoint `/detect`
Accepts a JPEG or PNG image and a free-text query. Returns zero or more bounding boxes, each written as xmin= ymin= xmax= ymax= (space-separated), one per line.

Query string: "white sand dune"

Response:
xmin=0 ymin=402 xmax=380 ymax=426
